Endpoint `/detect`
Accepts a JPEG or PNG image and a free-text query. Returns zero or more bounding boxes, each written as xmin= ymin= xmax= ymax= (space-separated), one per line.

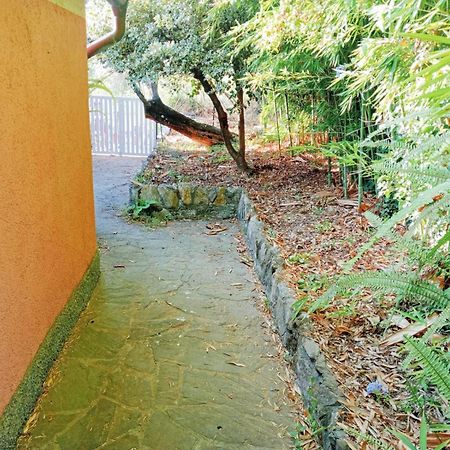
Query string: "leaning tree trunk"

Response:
xmin=133 ymin=84 xmax=225 ymax=147
xmin=192 ymin=69 xmax=251 ymax=173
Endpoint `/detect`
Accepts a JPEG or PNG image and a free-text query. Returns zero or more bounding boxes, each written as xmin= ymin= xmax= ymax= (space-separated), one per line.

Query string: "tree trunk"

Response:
xmin=237 ymin=87 xmax=247 ymax=167
xmin=192 ymin=69 xmax=251 ymax=173
xmin=133 ymin=84 xmax=225 ymax=147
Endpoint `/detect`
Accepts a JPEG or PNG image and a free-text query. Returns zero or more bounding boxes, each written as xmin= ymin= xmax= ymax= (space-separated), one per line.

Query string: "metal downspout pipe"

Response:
xmin=87 ymin=0 xmax=128 ymax=59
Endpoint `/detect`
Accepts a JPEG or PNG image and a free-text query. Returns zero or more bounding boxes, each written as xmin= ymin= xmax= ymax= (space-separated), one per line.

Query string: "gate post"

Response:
xmin=117 ymin=97 xmax=125 ymax=155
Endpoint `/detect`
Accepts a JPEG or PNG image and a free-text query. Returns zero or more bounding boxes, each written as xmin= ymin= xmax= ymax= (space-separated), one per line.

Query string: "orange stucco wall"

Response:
xmin=0 ymin=0 xmax=96 ymax=412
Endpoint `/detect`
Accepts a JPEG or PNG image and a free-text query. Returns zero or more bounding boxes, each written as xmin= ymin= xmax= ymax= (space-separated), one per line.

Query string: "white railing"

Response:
xmin=89 ymin=95 xmax=157 ymax=157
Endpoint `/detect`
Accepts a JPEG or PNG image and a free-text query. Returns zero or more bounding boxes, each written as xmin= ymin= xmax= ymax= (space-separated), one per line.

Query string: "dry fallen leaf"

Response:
xmin=381 ymin=314 xmax=439 ymax=347
xmin=227 ymin=361 xmax=246 ymax=367
xmin=427 ymin=433 xmax=450 ymax=447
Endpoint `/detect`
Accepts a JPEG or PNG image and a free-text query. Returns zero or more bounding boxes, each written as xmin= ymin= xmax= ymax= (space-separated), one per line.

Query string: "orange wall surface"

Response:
xmin=0 ymin=0 xmax=97 ymax=412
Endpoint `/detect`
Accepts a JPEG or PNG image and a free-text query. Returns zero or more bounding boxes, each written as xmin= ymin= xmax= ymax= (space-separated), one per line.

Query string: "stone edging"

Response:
xmin=0 ymin=253 xmax=101 ymax=449
xmin=238 ymin=193 xmax=347 ymax=450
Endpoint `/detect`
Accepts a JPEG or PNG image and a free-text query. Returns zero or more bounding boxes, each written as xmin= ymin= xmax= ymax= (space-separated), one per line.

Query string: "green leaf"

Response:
xmin=428 ymin=229 xmax=450 ymax=259
xmin=405 ymin=337 xmax=450 ymax=401
xmin=390 ymin=429 xmax=416 ymax=450
xmin=307 ymin=271 xmax=449 ymax=313
xmin=346 ymin=183 xmax=450 ymax=269
xmin=419 ymin=414 xmax=427 ymax=450
xmin=403 ymin=32 xmax=450 ymax=46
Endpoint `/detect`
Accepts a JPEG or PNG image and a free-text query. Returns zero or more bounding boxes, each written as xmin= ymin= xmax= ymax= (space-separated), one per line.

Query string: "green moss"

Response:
xmin=0 ymin=253 xmax=100 ymax=449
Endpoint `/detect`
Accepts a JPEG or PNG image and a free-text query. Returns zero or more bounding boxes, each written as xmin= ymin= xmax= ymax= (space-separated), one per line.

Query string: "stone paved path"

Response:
xmin=19 ymin=156 xmax=296 ymax=449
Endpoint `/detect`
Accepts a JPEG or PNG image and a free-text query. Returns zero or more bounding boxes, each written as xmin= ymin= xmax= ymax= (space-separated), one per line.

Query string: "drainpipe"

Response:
xmin=87 ymin=0 xmax=128 ymax=59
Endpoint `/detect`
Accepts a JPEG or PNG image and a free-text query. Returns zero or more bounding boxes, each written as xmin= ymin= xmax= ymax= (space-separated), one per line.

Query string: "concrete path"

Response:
xmin=19 ymin=156 xmax=296 ymax=449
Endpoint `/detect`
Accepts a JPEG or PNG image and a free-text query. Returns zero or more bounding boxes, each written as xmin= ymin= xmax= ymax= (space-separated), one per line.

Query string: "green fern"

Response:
xmin=391 ymin=413 xmax=450 ymax=450
xmin=404 ymin=196 xmax=450 ymax=240
xmin=402 ymin=305 xmax=450 ymax=368
xmin=345 ymin=184 xmax=450 ymax=270
xmin=365 ymin=209 xmax=446 ymax=270
xmin=307 ymin=271 xmax=449 ymax=313
xmin=378 ymin=132 xmax=450 ymax=161
xmin=373 ymin=161 xmax=450 ymax=185
xmin=404 ymin=337 xmax=450 ymax=402
xmin=428 ymin=229 xmax=450 ymax=259
xmin=421 ymin=305 xmax=450 ymax=344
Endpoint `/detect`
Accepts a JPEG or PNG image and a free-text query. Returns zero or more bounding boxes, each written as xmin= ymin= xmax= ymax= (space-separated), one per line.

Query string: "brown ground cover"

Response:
xmin=139 ymin=141 xmax=434 ymax=448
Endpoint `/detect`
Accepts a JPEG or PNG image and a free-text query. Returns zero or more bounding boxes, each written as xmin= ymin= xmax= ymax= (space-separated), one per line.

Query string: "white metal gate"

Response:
xmin=89 ymin=96 xmax=157 ymax=156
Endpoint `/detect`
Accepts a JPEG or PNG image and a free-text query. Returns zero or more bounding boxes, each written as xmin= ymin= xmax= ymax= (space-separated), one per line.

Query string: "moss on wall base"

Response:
xmin=0 ymin=253 xmax=100 ymax=449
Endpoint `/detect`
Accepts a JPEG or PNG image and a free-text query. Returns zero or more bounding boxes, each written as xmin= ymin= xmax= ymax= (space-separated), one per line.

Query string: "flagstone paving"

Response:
xmin=18 ymin=156 xmax=296 ymax=449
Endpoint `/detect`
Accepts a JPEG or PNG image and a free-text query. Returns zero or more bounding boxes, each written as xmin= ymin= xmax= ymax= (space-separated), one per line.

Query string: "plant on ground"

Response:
xmin=125 ymin=199 xmax=172 ymax=227
xmin=343 ymin=414 xmax=449 ymax=450
xmin=289 ymin=391 xmax=326 ymax=448
xmin=126 ymin=199 xmax=159 ymax=219
xmin=210 ymin=144 xmax=232 ymax=164
xmin=325 ymin=301 xmax=358 ymax=320
xmin=287 ymin=252 xmax=311 ymax=265
xmin=314 ymin=220 xmax=333 ymax=234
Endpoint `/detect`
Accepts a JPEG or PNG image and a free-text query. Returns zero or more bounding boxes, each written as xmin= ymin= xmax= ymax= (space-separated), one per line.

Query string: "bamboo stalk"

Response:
xmin=342 ymin=165 xmax=348 ymax=199
xmin=358 ymin=93 xmax=365 ymax=208
xmin=274 ymin=93 xmax=282 ymax=156
xmin=285 ymin=93 xmax=294 ymax=153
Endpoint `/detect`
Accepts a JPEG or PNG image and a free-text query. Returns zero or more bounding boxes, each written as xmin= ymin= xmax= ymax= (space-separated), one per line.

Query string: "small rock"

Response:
xmin=141 ymin=185 xmax=161 ymax=203
xmin=193 ymin=186 xmax=209 ymax=205
xmin=178 ymin=184 xmax=194 ymax=206
xmin=302 ymin=338 xmax=320 ymax=360
xmin=208 ymin=187 xmax=218 ymax=203
xmin=158 ymin=186 xmax=179 ymax=209
xmin=214 ymin=187 xmax=227 ymax=206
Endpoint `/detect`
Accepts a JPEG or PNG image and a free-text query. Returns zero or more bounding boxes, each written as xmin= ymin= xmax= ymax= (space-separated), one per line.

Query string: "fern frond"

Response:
xmin=365 ymin=210 xmax=384 ymax=227
xmin=365 ymin=211 xmax=441 ymax=267
xmin=421 ymin=304 xmax=450 ymax=344
xmin=428 ymin=229 xmax=450 ymax=259
xmin=404 ymin=196 xmax=450 ymax=239
xmin=404 ymin=132 xmax=450 ymax=161
xmin=346 ymin=184 xmax=450 ymax=269
xmin=308 ymin=271 xmax=449 ymax=313
xmin=403 ymin=306 xmax=450 ymax=367
xmin=299 ymin=285 xmax=338 ymax=315
xmin=404 ymin=337 xmax=450 ymax=402
xmin=373 ymin=160 xmax=450 ymax=185
xmin=365 ymin=132 xmax=450 ymax=160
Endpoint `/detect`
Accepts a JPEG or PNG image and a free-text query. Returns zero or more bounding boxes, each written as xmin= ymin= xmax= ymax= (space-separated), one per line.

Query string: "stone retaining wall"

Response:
xmin=131 ymin=183 xmax=242 ymax=220
xmin=130 ymin=182 xmax=347 ymax=449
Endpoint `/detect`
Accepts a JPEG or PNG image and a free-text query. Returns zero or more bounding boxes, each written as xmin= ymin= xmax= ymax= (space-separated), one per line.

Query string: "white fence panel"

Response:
xmin=89 ymin=96 xmax=157 ymax=156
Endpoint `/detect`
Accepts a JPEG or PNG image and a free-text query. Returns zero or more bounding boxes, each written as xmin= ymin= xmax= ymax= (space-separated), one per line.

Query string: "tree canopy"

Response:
xmin=90 ymin=0 xmax=259 ymax=171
